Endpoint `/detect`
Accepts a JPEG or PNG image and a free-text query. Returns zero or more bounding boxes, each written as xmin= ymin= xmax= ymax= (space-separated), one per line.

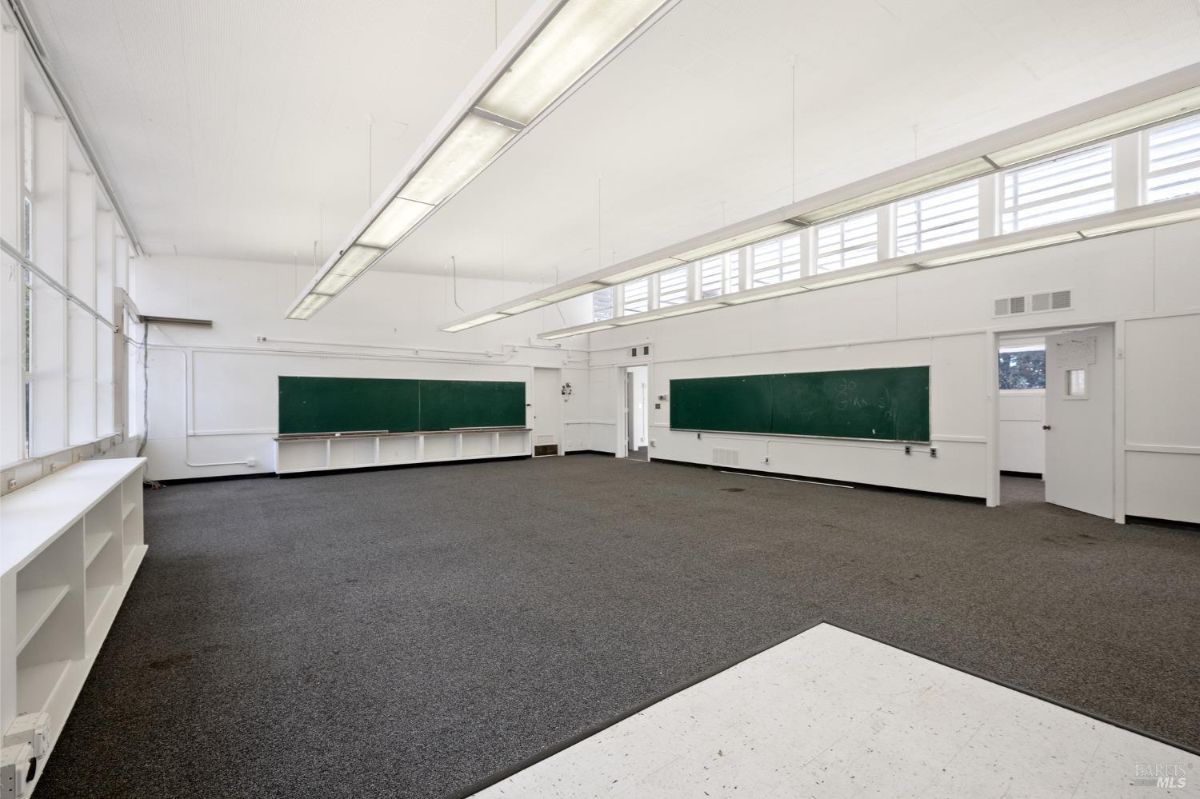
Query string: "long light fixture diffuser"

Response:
xmin=289 ymin=0 xmax=673 ymax=321
xmin=359 ymin=197 xmax=436 ymax=249
xmin=793 ymin=159 xmax=992 ymax=224
xmin=988 ymin=86 xmax=1200 ymax=167
xmin=477 ymin=0 xmax=670 ymax=126
xmin=672 ymin=222 xmax=799 ymax=262
xmin=917 ymin=233 xmax=1083 ymax=267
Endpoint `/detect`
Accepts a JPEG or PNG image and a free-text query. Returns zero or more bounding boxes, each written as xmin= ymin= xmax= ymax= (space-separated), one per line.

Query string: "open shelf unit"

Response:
xmin=1 ymin=458 xmax=147 ymax=796
xmin=274 ymin=428 xmax=532 ymax=475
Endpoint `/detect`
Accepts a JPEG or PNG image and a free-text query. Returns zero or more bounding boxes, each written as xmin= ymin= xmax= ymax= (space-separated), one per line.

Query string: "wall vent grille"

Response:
xmin=712 ymin=447 xmax=739 ymax=467
xmin=994 ymin=290 xmax=1071 ymax=317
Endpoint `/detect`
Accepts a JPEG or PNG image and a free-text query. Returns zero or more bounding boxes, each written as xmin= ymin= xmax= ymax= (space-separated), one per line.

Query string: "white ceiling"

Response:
xmin=26 ymin=0 xmax=1200 ymax=300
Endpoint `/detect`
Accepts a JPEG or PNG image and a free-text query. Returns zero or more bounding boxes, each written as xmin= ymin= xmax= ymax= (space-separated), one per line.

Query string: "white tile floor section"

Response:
xmin=472 ymin=624 xmax=1195 ymax=798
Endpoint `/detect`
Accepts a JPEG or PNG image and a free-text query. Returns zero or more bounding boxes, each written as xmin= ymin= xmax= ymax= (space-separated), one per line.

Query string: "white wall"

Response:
xmin=585 ymin=221 xmax=1200 ymax=522
xmin=131 ymin=256 xmax=592 ymax=480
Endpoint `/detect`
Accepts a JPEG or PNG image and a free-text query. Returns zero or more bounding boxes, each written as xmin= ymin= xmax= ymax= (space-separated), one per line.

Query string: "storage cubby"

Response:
xmin=329 ymin=436 xmax=376 ymax=469
xmin=274 ymin=428 xmax=531 ymax=475
xmin=1 ymin=458 xmax=148 ymax=795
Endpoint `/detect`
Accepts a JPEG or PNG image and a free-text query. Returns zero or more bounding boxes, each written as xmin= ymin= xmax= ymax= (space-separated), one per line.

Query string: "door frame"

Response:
xmin=986 ymin=321 xmax=1124 ymax=522
xmin=531 ymin=367 xmax=564 ymax=457
xmin=614 ymin=362 xmax=652 ymax=460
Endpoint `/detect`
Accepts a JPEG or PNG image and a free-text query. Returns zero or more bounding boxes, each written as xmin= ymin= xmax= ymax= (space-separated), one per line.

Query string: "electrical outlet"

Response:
xmin=245 ymin=457 xmax=257 ymax=468
xmin=1 ymin=742 xmax=33 ymax=797
xmin=930 ymin=447 xmax=938 ymax=458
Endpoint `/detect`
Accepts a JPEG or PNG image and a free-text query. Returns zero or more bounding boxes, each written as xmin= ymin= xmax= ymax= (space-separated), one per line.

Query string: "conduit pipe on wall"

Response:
xmin=255 ymin=335 xmax=514 ymax=361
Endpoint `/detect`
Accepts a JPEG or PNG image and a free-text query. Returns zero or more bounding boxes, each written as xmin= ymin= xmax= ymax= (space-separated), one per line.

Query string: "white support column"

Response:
xmin=1113 ymin=131 xmax=1142 ymax=210
xmin=738 ymin=245 xmax=752 ymax=290
xmin=979 ymin=172 xmax=1001 ymax=239
xmin=876 ymin=206 xmax=895 ymax=262
xmin=687 ymin=260 xmax=700 ymax=302
xmin=798 ymin=227 xmax=814 ymax=277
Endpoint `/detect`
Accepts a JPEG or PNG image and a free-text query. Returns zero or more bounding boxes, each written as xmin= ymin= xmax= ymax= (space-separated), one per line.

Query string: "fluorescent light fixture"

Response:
xmin=794 ymin=159 xmax=993 ymax=224
xmin=673 ymin=222 xmax=799 ymax=263
xmin=312 ymin=245 xmax=386 ymax=295
xmin=501 ymin=299 xmax=551 ymax=314
xmin=599 ymin=258 xmax=685 ymax=285
xmin=723 ymin=285 xmax=810 ymax=304
xmin=443 ymin=312 xmax=511 ymax=332
xmin=613 ymin=301 xmax=725 ymax=324
xmin=540 ymin=322 xmax=616 ymax=339
xmin=800 ymin=264 xmax=916 ymax=289
xmin=399 ymin=113 xmax=517 ymax=205
xmin=1079 ymin=206 xmax=1200 ymax=238
xmin=917 ymin=233 xmax=1083 ymax=267
xmin=358 ymin=197 xmax=435 ymax=249
xmin=287 ymin=293 xmax=331 ymax=320
xmin=477 ymin=0 xmax=669 ymax=126
xmin=539 ymin=282 xmax=607 ymax=302
xmin=988 ymin=86 xmax=1200 ymax=167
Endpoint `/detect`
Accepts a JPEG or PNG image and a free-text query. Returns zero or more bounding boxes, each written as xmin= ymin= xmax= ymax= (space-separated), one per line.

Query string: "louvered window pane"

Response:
xmin=699 ymin=251 xmax=740 ymax=298
xmin=815 ymin=211 xmax=877 ymax=273
xmin=1146 ymin=114 xmax=1200 ymax=203
xmin=657 ymin=265 xmax=689 ymax=307
xmin=1002 ymin=143 xmax=1114 ymax=233
xmin=895 ymin=180 xmax=980 ymax=256
xmin=750 ymin=232 xmax=803 ymax=286
xmin=591 ymin=287 xmax=614 ymax=321
xmin=622 ymin=277 xmax=649 ymax=315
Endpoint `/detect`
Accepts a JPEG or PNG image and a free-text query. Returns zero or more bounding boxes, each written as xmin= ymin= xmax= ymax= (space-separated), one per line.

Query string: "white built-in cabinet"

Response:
xmin=275 ymin=428 xmax=531 ymax=475
xmin=0 ymin=458 xmax=146 ymax=796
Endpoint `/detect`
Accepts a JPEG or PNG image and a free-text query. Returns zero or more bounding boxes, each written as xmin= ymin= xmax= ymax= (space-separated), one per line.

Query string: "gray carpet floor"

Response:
xmin=36 ymin=457 xmax=1200 ymax=798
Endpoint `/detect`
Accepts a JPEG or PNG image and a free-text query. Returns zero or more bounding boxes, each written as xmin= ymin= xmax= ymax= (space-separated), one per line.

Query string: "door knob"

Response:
xmin=1042 ymin=425 xmax=1051 ymax=430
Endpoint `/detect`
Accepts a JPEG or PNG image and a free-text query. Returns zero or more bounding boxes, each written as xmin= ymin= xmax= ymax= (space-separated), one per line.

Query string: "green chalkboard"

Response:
xmin=418 ymin=380 xmax=526 ymax=431
xmin=670 ymin=366 xmax=930 ymax=442
xmin=277 ymin=376 xmax=525 ymax=435
xmin=279 ymin=376 xmax=420 ymax=435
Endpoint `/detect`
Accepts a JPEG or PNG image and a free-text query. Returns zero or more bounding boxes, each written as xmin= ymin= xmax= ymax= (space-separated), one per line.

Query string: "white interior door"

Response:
xmin=532 ymin=368 xmax=562 ymax=456
xmin=1044 ymin=326 xmax=1114 ymax=518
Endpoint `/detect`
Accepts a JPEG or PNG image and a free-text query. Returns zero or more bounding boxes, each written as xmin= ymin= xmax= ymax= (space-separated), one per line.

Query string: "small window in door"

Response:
xmin=1066 ymin=368 xmax=1087 ymax=398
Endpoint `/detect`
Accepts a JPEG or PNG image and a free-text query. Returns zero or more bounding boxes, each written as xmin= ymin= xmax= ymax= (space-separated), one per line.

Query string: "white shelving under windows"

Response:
xmin=0 ymin=458 xmax=147 ymax=796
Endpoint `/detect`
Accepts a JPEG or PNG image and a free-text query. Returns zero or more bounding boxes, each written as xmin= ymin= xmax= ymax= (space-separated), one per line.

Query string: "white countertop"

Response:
xmin=0 ymin=458 xmax=145 ymax=575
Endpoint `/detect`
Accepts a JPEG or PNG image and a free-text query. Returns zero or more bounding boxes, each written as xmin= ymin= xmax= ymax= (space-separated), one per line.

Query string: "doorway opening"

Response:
xmin=997 ymin=334 xmax=1046 ymax=506
xmin=532 ymin=367 xmax=563 ymax=457
xmin=994 ymin=324 xmax=1115 ymax=518
xmin=622 ymin=365 xmax=649 ymax=462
